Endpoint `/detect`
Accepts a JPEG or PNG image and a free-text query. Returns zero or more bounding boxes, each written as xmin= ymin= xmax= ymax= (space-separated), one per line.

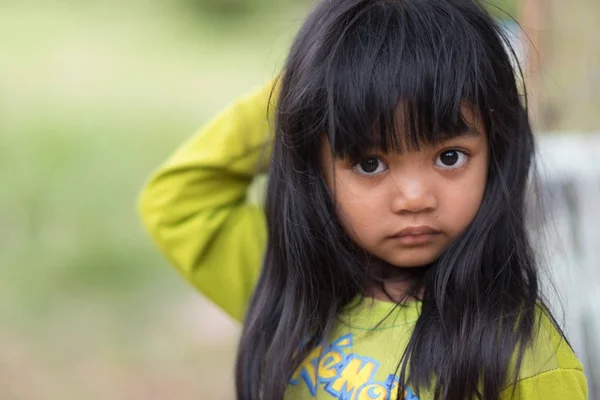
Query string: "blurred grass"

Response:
xmin=0 ymin=2 xmax=307 ymax=398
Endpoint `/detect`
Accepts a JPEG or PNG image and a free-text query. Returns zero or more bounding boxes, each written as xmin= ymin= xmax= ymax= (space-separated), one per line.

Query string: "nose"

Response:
xmin=389 ymin=173 xmax=438 ymax=214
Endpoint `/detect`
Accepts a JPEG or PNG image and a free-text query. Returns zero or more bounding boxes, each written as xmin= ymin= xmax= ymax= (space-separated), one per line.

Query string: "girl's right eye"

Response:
xmin=353 ymin=157 xmax=388 ymax=176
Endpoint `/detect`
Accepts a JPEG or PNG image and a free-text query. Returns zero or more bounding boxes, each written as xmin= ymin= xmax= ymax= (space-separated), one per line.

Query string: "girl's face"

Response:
xmin=321 ymin=108 xmax=489 ymax=268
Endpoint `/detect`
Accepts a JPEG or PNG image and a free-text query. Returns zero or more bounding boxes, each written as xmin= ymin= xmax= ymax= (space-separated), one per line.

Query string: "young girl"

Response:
xmin=139 ymin=0 xmax=588 ymax=399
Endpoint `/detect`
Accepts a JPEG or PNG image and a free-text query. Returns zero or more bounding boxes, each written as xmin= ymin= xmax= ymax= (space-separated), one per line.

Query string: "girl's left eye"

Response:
xmin=353 ymin=157 xmax=388 ymax=176
xmin=434 ymin=150 xmax=469 ymax=169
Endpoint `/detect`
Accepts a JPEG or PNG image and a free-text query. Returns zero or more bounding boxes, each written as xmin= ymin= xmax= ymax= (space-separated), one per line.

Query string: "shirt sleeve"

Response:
xmin=137 ymin=80 xmax=277 ymax=322
xmin=500 ymin=368 xmax=588 ymax=400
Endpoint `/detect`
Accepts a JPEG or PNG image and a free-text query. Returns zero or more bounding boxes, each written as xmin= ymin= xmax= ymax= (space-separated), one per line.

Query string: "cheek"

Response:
xmin=441 ymin=168 xmax=487 ymax=232
xmin=447 ymin=187 xmax=484 ymax=223
xmin=331 ymin=180 xmax=386 ymax=242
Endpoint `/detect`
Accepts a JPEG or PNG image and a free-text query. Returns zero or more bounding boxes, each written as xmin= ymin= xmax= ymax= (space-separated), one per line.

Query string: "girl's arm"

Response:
xmin=138 ymin=80 xmax=276 ymax=322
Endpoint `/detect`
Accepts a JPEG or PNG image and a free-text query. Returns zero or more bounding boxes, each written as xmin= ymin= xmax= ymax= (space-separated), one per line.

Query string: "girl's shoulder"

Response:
xmin=502 ymin=305 xmax=588 ymax=399
xmin=520 ymin=305 xmax=583 ymax=375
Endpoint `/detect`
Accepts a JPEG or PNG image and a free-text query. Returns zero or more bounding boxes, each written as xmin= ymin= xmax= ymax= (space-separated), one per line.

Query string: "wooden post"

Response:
xmin=520 ymin=0 xmax=600 ymax=132
xmin=520 ymin=0 xmax=544 ymax=130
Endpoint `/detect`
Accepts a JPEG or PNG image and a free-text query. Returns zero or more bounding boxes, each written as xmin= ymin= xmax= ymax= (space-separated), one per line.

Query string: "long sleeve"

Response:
xmin=138 ymin=80 xmax=277 ymax=322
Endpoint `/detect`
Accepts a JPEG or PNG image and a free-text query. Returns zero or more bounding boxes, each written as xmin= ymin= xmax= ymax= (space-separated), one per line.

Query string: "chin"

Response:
xmin=385 ymin=251 xmax=441 ymax=268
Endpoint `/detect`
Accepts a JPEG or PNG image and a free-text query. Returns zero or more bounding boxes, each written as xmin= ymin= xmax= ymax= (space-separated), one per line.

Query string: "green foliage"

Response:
xmin=484 ymin=0 xmax=520 ymax=20
xmin=179 ymin=0 xmax=310 ymax=18
xmin=178 ymin=0 xmax=520 ymax=21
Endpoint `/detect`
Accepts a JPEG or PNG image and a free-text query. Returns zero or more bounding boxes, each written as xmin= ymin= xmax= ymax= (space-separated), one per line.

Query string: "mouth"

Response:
xmin=388 ymin=226 xmax=441 ymax=246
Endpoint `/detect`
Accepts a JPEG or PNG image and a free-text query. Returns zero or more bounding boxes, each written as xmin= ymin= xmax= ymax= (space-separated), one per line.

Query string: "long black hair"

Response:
xmin=236 ymin=1 xmax=563 ymax=399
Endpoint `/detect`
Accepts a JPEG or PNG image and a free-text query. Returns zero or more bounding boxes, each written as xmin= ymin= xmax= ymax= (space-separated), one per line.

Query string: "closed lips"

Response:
xmin=390 ymin=226 xmax=440 ymax=237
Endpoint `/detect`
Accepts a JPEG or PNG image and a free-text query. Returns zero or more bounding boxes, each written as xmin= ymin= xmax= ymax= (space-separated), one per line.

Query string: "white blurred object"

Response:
xmin=535 ymin=132 xmax=600 ymax=399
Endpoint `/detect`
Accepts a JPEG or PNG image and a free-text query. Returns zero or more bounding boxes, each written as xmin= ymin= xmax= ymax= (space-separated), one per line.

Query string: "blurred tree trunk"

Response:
xmin=521 ymin=0 xmax=600 ymax=132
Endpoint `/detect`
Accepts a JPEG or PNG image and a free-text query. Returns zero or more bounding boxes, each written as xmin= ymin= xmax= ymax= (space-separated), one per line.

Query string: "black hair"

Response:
xmin=236 ymin=1 xmax=565 ymax=399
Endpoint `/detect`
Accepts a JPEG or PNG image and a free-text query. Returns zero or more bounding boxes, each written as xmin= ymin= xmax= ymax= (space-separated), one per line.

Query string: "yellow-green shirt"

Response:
xmin=138 ymin=80 xmax=588 ymax=400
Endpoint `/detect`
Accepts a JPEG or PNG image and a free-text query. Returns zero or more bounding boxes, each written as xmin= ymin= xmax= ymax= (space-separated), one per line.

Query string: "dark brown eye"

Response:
xmin=354 ymin=157 xmax=388 ymax=175
xmin=360 ymin=158 xmax=380 ymax=173
xmin=440 ymin=151 xmax=459 ymax=166
xmin=435 ymin=150 xmax=468 ymax=169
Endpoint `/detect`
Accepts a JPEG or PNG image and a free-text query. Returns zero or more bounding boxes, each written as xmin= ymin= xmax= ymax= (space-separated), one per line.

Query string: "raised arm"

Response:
xmin=138 ymin=80 xmax=276 ymax=321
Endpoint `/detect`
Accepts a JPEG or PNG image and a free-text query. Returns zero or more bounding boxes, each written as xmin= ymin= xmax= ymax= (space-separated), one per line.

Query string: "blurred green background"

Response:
xmin=1 ymin=0 xmax=597 ymax=399
xmin=1 ymin=1 xmax=311 ymax=398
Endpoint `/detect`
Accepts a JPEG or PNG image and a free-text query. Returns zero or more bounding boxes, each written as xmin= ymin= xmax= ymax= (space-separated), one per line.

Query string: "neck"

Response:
xmin=363 ymin=258 xmax=429 ymax=303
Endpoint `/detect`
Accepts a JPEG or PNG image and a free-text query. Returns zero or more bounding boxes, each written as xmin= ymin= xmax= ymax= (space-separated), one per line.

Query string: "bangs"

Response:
xmin=320 ymin=1 xmax=493 ymax=160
